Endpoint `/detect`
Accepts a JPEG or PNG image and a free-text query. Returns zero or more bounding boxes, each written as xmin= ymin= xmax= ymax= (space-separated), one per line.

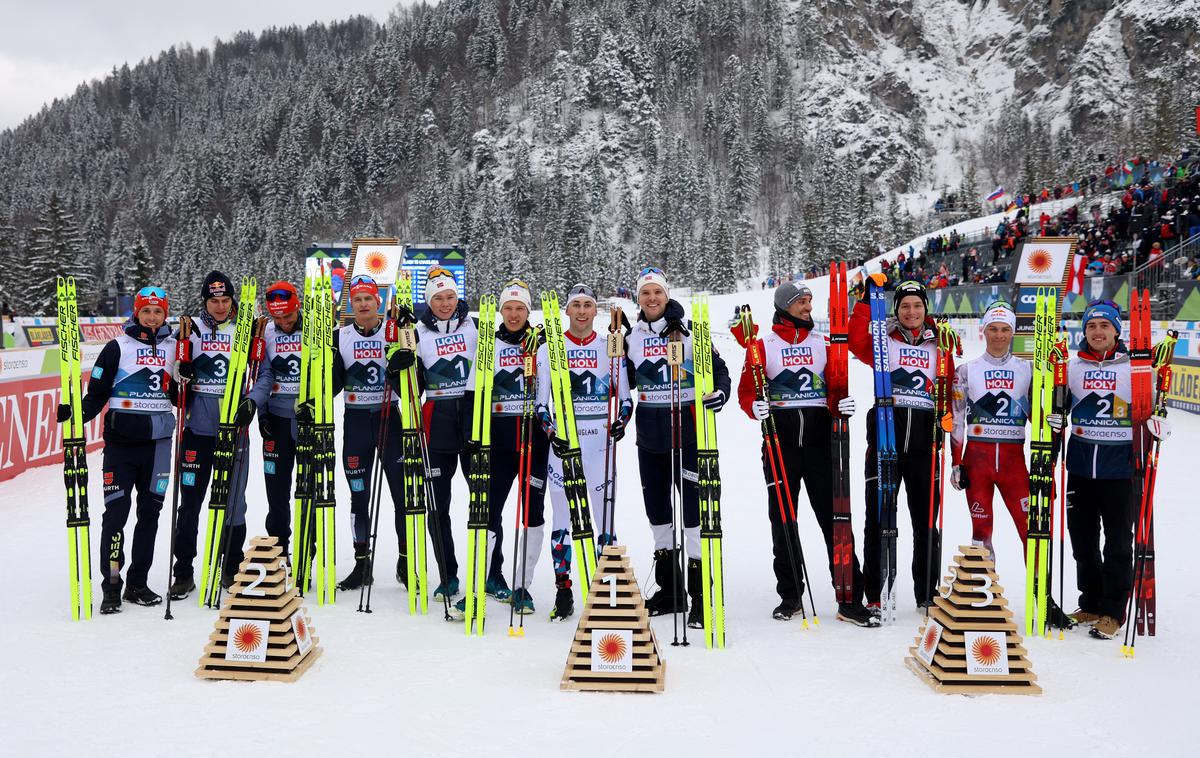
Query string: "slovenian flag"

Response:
xmin=986 ymin=186 xmax=1005 ymax=202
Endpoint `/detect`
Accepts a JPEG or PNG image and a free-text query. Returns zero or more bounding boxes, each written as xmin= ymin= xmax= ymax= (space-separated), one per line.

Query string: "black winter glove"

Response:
xmin=550 ymin=434 xmax=572 ymax=458
xmin=395 ymin=304 xmax=417 ymax=327
xmin=387 ymin=348 xmax=415 ymax=377
xmin=56 ymin=404 xmax=72 ymax=423
xmin=176 ymin=361 xmax=195 ymax=383
xmin=662 ymin=319 xmax=689 ymax=338
xmin=608 ymin=418 xmax=627 ymax=442
xmin=234 ymin=398 xmax=256 ymax=427
xmin=702 ymin=390 xmax=727 ymax=412
xmin=296 ymin=400 xmax=315 ymax=425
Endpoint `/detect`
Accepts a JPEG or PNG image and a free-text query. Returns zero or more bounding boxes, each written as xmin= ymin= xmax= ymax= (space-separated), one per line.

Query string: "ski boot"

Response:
xmin=512 ymin=588 xmax=535 ymax=615
xmin=100 ymin=585 xmax=122 ymax=614
xmin=337 ymin=543 xmax=373 ymax=591
xmin=485 ymin=575 xmax=512 ymax=602
xmin=123 ymin=584 xmax=162 ymax=607
xmin=433 ymin=577 xmax=460 ymax=601
xmin=550 ymin=575 xmax=574 ymax=621
xmin=1046 ymin=597 xmax=1077 ymax=631
xmin=645 ymin=548 xmax=686 ymax=616
xmin=837 ymin=603 xmax=881 ymax=628
xmin=772 ymin=598 xmax=804 ymax=621
xmin=396 ymin=554 xmax=408 ymax=589
xmin=169 ymin=575 xmax=195 ymax=600
xmin=1090 ymin=615 xmax=1121 ymax=640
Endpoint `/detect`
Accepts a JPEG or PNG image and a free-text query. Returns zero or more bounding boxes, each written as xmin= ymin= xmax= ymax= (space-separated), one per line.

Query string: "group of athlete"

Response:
xmin=63 ymin=265 xmax=1168 ymax=642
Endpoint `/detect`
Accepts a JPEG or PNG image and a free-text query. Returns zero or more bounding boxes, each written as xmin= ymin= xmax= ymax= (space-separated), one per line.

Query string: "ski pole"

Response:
xmin=164 ymin=316 xmax=191 ymax=620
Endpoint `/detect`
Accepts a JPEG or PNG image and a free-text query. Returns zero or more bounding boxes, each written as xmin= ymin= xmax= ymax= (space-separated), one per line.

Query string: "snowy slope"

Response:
xmin=0 ymin=290 xmax=1193 ymax=756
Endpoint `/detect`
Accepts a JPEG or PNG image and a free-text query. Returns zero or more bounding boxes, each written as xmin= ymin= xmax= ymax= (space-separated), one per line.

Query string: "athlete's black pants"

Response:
xmin=485 ymin=437 xmax=549 ymax=580
xmin=342 ymin=406 xmax=405 ymax=551
xmin=173 ymin=427 xmax=250 ymax=579
xmin=261 ymin=413 xmax=296 ymax=557
xmin=863 ymin=444 xmax=940 ymax=605
xmin=765 ymin=441 xmax=865 ymax=605
xmin=427 ymin=449 xmax=470 ymax=583
xmin=1067 ymin=475 xmax=1134 ymax=620
xmin=637 ymin=444 xmax=700 ymax=532
xmin=99 ymin=437 xmax=172 ymax=589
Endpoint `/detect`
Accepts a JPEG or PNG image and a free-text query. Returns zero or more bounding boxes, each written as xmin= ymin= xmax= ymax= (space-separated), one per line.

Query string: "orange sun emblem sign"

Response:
xmin=295 ymin=616 xmax=308 ymax=642
xmin=1027 ymin=248 xmax=1053 ymax=274
xmin=233 ymin=623 xmax=264 ymax=654
xmin=364 ymin=250 xmax=390 ymax=276
xmin=970 ymin=635 xmax=1002 ymax=666
xmin=597 ymin=633 xmax=627 ymax=664
xmin=922 ymin=626 xmax=938 ymax=653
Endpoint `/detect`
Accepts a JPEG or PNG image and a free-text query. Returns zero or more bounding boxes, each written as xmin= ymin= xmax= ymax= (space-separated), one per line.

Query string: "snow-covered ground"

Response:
xmin=1 ymin=287 xmax=1193 ymax=756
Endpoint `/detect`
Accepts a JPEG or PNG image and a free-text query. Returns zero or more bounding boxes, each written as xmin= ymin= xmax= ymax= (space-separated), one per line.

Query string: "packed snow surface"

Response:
xmin=0 ymin=287 xmax=1192 ymax=756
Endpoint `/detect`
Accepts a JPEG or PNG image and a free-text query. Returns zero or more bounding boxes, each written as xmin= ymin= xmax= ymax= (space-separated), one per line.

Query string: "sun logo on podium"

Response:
xmin=363 ymin=250 xmax=390 ymax=276
xmin=295 ymin=616 xmax=308 ymax=644
xmin=1027 ymin=249 xmax=1053 ymax=274
xmin=922 ymin=625 xmax=938 ymax=654
xmin=597 ymin=633 xmax=627 ymax=663
xmin=233 ymin=623 xmax=263 ymax=654
xmin=970 ymin=634 xmax=1002 ymax=666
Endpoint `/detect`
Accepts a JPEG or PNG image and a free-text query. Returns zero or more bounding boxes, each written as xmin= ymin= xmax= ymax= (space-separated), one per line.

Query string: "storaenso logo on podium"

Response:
xmin=1012 ymin=237 xmax=1078 ymax=358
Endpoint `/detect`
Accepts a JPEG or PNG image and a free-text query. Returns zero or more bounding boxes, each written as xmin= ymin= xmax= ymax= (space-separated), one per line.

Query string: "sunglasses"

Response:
xmin=639 ymin=266 xmax=664 ymax=276
xmin=137 ymin=286 xmax=166 ymax=298
xmin=266 ymin=289 xmax=295 ymax=302
xmin=504 ymin=278 xmax=530 ymax=290
xmin=427 ymin=267 xmax=454 ymax=279
xmin=568 ymin=284 xmax=597 ymax=300
xmin=350 ymin=274 xmax=377 ymax=287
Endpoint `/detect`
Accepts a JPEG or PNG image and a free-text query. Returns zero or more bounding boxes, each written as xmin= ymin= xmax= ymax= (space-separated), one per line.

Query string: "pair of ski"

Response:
xmin=691 ymin=295 xmax=725 ymax=649
xmin=1124 ymin=291 xmax=1176 ymax=655
xmin=56 ymin=276 xmax=92 ymax=620
xmin=198 ymin=279 xmax=266 ymax=609
xmin=391 ymin=279 xmax=453 ymax=619
xmin=293 ymin=266 xmax=337 ymax=604
xmin=463 ymin=296 xmax=545 ymax=635
xmin=1026 ymin=288 xmax=1075 ymax=638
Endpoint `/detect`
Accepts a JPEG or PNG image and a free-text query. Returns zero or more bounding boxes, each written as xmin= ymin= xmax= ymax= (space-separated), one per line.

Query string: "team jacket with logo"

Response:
xmin=249 ymin=320 xmax=303 ymax=418
xmin=624 ymin=299 xmax=730 ymax=453
xmin=188 ymin=318 xmax=237 ymax=398
xmin=734 ymin=315 xmax=832 ymax=448
xmin=951 ymin=352 xmax=1032 ymax=450
xmin=543 ymin=330 xmax=631 ymax=423
xmin=1065 ymin=345 xmax=1134 ymax=479
xmin=81 ymin=321 xmax=177 ymax=444
xmin=333 ymin=320 xmax=391 ymax=409
xmin=848 ymin=300 xmax=950 ymax=455
xmin=405 ymin=301 xmax=477 ymax=453
xmin=484 ymin=323 xmax=548 ymax=453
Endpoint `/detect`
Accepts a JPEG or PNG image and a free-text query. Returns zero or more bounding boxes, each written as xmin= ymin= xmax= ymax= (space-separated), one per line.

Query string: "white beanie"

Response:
xmin=499 ymin=279 xmax=532 ymax=310
xmin=981 ymin=301 xmax=1016 ymax=330
xmin=636 ymin=268 xmax=669 ymax=299
xmin=425 ymin=270 xmax=458 ymax=302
